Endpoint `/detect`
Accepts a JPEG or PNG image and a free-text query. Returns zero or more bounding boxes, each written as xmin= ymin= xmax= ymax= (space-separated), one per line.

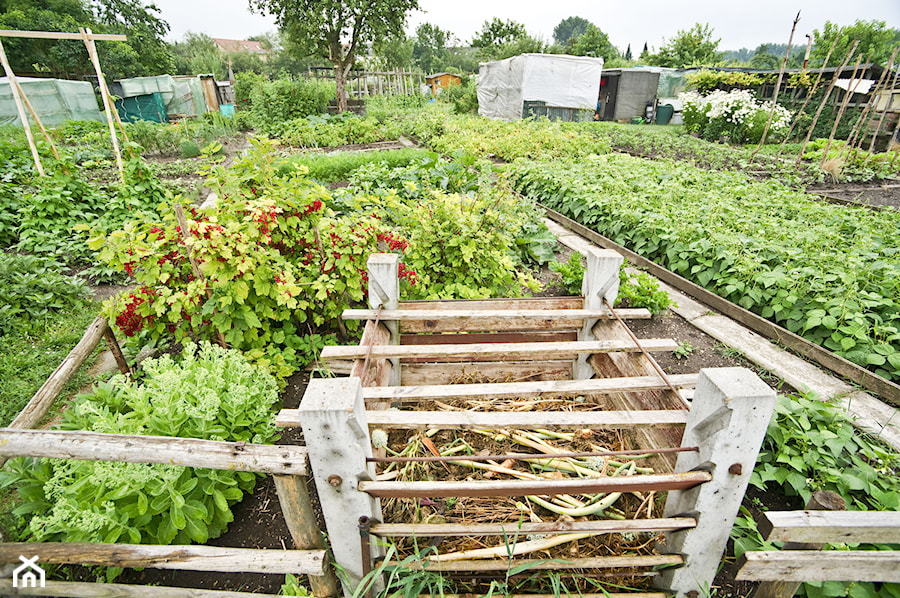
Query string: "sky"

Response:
xmin=152 ymin=0 xmax=900 ymax=54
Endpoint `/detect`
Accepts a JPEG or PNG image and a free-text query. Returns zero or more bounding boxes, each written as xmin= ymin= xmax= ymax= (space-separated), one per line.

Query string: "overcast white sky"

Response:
xmin=152 ymin=0 xmax=900 ymax=54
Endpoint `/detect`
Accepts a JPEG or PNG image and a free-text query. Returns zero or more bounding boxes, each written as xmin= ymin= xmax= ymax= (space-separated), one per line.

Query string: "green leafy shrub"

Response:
xmin=276 ymin=113 xmax=402 ymax=148
xmin=0 ymin=253 xmax=89 ymax=334
xmin=179 ymin=141 xmax=201 ymax=158
xmin=1 ymin=341 xmax=279 ymax=550
xmin=92 ymin=139 xmax=408 ymax=379
xmin=249 ymin=78 xmax=336 ymax=132
xmin=233 ymin=71 xmax=267 ymax=111
xmin=442 ymin=78 xmax=478 ymax=114
xmin=679 ymin=89 xmax=792 ymax=145
xmin=284 ymin=149 xmax=427 ymax=184
xmin=618 ymin=267 xmax=675 ymax=314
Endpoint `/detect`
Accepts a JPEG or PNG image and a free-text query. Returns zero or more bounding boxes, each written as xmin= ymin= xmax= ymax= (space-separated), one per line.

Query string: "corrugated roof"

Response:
xmin=211 ymin=38 xmax=268 ymax=54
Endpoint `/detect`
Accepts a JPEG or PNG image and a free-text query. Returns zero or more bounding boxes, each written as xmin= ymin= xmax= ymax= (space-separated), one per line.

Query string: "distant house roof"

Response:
xmin=426 ymin=73 xmax=460 ymax=80
xmin=212 ymin=38 xmax=269 ymax=55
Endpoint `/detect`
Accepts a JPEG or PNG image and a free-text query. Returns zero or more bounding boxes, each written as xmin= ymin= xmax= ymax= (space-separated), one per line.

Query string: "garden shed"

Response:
xmin=596 ymin=68 xmax=661 ymax=122
xmin=478 ymin=53 xmax=603 ymax=121
xmin=0 ymin=77 xmax=103 ymax=126
xmin=425 ymin=72 xmax=461 ymax=95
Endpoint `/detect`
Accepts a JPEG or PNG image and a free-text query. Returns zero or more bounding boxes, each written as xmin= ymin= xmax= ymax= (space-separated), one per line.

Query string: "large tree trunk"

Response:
xmin=334 ymin=61 xmax=349 ymax=114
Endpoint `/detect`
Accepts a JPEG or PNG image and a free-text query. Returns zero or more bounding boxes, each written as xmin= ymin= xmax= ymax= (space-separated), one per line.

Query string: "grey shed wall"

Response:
xmin=613 ymin=71 xmax=660 ymax=121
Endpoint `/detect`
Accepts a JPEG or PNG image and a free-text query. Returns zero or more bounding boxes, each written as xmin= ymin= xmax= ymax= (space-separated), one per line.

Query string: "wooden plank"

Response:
xmin=349 ymin=319 xmax=392 ymax=388
xmin=364 ymin=409 xmax=689 ymax=430
xmin=345 ymin=308 xmax=652 ymax=334
xmin=400 ymin=360 xmax=573 ymax=385
xmin=0 ymin=429 xmax=307 ymax=476
xmin=321 ymin=339 xmax=678 ymax=361
xmin=0 ymin=543 xmax=324 ymax=575
xmin=359 ymin=471 xmax=711 ymax=498
xmin=362 ymin=373 xmax=699 ymax=402
xmin=544 ymin=208 xmax=900 ymax=407
xmin=401 ymin=331 xmax=578 ymax=345
xmin=736 ymin=550 xmax=900 ymax=582
xmin=0 ymin=580 xmax=278 ymax=597
xmin=0 ymin=29 xmax=127 ymax=41
xmin=370 ymin=517 xmax=697 ymax=537
xmin=399 ymin=297 xmax=584 ymax=310
xmin=384 ymin=554 xmax=683 ymax=572
xmin=760 ymin=510 xmax=900 ymax=545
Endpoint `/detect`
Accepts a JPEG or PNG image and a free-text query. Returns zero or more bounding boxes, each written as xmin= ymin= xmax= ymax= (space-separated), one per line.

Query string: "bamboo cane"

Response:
xmin=819 ymin=53 xmax=864 ymax=171
xmin=866 ymin=53 xmax=900 ymax=158
xmin=843 ymin=48 xmax=896 ymax=162
xmin=0 ymin=39 xmax=43 ymax=175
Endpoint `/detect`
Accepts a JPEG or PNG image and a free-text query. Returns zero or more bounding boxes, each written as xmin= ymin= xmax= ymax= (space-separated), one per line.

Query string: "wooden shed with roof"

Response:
xmin=425 ymin=72 xmax=461 ymax=95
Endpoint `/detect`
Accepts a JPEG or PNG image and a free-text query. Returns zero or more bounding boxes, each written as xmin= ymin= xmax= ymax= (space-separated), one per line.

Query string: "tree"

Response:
xmin=811 ymin=20 xmax=900 ymax=66
xmin=552 ymin=16 xmax=590 ymax=46
xmin=749 ymin=44 xmax=779 ymax=70
xmin=0 ymin=0 xmax=174 ymax=78
xmin=471 ymin=18 xmax=527 ymax=59
xmin=249 ymin=0 xmax=420 ymax=113
xmin=640 ymin=42 xmax=649 ymax=60
xmin=646 ymin=23 xmax=723 ymax=68
xmin=625 ymin=44 xmax=632 ymax=61
xmin=565 ymin=24 xmax=618 ymax=62
xmin=173 ymin=32 xmax=224 ymax=77
xmin=373 ymin=35 xmax=415 ymax=70
xmin=413 ymin=22 xmax=451 ymax=73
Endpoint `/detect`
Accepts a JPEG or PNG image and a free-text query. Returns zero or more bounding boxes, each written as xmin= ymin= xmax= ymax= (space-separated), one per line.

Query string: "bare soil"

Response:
xmin=805 ymin=179 xmax=900 ymax=209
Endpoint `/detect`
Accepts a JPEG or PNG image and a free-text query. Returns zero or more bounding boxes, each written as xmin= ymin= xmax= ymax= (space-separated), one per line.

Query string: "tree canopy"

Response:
xmin=552 ymin=16 xmax=590 ymax=46
xmin=0 ymin=0 xmax=174 ymax=78
xmin=413 ymin=22 xmax=451 ymax=73
xmin=645 ymin=23 xmax=723 ymax=68
xmin=249 ymin=0 xmax=420 ymax=112
xmin=471 ymin=18 xmax=530 ymax=59
xmin=811 ymin=20 xmax=900 ymax=67
xmin=565 ymin=24 xmax=618 ymax=62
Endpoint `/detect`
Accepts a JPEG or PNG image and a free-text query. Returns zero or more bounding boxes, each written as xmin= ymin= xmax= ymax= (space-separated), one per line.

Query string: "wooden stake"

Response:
xmin=819 ymin=53 xmax=864 ymax=171
xmin=80 ymin=27 xmax=124 ymax=183
xmin=843 ymin=48 xmax=896 ymax=161
xmin=0 ymin=38 xmax=44 ymax=176
xmin=750 ymin=11 xmax=801 ymax=161
xmin=654 ymin=367 xmax=776 ymax=597
xmin=795 ymin=41 xmax=860 ymax=168
xmin=866 ymin=55 xmax=900 ymax=156
xmin=366 ymin=253 xmax=400 ymax=386
xmin=102 ymin=326 xmax=132 ymax=377
xmin=777 ymin=36 xmax=839 ymax=156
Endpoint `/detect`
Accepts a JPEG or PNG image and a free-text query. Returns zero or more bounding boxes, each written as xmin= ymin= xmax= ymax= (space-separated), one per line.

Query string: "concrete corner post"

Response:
xmin=576 ymin=248 xmax=623 ymax=379
xmin=299 ymin=377 xmax=382 ymax=595
xmin=655 ymin=367 xmax=776 ymax=597
xmin=367 ymin=252 xmax=400 ymax=385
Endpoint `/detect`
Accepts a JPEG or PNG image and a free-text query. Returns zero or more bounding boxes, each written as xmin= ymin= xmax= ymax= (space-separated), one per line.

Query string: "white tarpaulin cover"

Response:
xmin=478 ymin=54 xmax=603 ymax=120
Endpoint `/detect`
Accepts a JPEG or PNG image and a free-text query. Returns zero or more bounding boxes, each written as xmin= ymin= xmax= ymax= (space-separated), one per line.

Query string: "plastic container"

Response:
xmin=219 ymin=103 xmax=236 ymax=118
xmin=655 ymin=103 xmax=674 ymax=125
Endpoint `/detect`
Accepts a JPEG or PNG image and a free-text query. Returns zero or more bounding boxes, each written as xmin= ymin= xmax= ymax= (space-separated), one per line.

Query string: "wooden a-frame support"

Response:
xmin=0 ymin=28 xmax=128 ymax=182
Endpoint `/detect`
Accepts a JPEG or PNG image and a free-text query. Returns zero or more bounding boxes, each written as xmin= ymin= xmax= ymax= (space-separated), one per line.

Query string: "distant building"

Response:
xmin=211 ymin=38 xmax=270 ymax=60
xmin=425 ymin=73 xmax=461 ymax=95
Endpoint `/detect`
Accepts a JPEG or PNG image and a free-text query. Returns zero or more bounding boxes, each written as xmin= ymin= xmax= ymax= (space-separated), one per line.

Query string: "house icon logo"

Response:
xmin=13 ymin=555 xmax=45 ymax=588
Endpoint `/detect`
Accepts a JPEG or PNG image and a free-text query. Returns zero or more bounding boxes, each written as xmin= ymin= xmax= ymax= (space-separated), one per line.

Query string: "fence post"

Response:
xmin=575 ymin=248 xmax=622 ymax=379
xmin=367 ymin=253 xmax=400 ymax=385
xmin=300 ymin=377 xmax=381 ymax=595
xmin=654 ymin=367 xmax=776 ymax=597
xmin=274 ymin=474 xmax=341 ymax=597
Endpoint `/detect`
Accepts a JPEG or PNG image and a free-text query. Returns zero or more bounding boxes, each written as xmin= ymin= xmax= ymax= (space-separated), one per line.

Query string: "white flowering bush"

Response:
xmin=679 ymin=89 xmax=792 ymax=144
xmin=1 ymin=342 xmax=279 ymax=554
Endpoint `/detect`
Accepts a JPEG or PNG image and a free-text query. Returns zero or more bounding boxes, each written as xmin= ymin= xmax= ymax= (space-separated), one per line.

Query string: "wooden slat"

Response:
xmin=384 ymin=554 xmax=683 ymax=572
xmin=359 ymin=471 xmax=711 ymax=498
xmin=0 ymin=29 xmax=127 ymax=41
xmin=363 ymin=409 xmax=689 ymax=430
xmin=399 ymin=297 xmax=584 ymax=310
xmin=401 ymin=360 xmax=573 ymax=385
xmin=345 ymin=308 xmax=652 ymax=333
xmin=362 ymin=373 xmax=699 ymax=402
xmin=0 ymin=580 xmax=277 ymax=597
xmin=736 ymin=550 xmax=900 ymax=582
xmin=760 ymin=510 xmax=900 ymax=544
xmin=349 ymin=319 xmax=392 ymax=388
xmin=0 ymin=543 xmax=324 ymax=575
xmin=370 ymin=517 xmax=696 ymax=537
xmin=321 ymin=339 xmax=678 ymax=361
xmin=401 ymin=331 xmax=578 ymax=345
xmin=0 ymin=429 xmax=307 ymax=476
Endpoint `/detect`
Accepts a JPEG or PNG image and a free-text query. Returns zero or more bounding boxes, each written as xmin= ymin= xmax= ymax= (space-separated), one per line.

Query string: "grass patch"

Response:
xmin=283 ymin=148 xmax=428 ymax=183
xmin=0 ymin=300 xmax=102 ymax=427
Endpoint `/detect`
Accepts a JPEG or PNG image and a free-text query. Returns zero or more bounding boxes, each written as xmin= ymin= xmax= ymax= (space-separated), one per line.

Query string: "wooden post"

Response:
xmin=102 ymin=326 xmax=132 ymax=377
xmin=843 ymin=49 xmax=895 ymax=159
xmin=0 ymin=39 xmax=44 ymax=176
xmin=753 ymin=491 xmax=846 ymax=598
xmin=575 ymin=248 xmax=622 ymax=379
xmin=819 ymin=53 xmax=864 ymax=170
xmin=80 ymin=27 xmax=125 ymax=183
xmin=299 ymin=377 xmax=382 ymax=595
xmin=274 ymin=475 xmax=341 ymax=597
xmin=866 ymin=60 xmax=900 ymax=155
xmin=367 ymin=253 xmax=400 ymax=386
xmin=654 ymin=367 xmax=776 ymax=598
xmin=777 ymin=35 xmax=838 ymax=155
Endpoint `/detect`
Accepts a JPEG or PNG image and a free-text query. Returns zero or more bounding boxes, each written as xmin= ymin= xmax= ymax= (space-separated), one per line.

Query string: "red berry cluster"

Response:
xmin=377 ymin=232 xmax=409 ymax=252
xmin=399 ymin=263 xmax=417 ymax=286
xmin=115 ymin=287 xmax=157 ymax=337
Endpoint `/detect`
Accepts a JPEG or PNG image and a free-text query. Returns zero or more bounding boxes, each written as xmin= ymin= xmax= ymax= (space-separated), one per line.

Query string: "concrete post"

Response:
xmin=575 ymin=248 xmax=623 ymax=379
